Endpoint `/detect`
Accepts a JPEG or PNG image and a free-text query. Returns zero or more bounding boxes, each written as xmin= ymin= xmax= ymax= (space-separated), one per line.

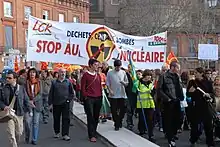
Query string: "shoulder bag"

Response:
xmin=0 ymin=85 xmax=19 ymax=123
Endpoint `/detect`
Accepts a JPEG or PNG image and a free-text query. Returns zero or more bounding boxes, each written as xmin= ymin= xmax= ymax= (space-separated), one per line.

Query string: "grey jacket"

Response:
xmin=49 ymin=79 xmax=75 ymax=105
xmin=0 ymin=84 xmax=30 ymax=116
xmin=40 ymin=77 xmax=52 ymax=96
xmin=17 ymin=77 xmax=26 ymax=86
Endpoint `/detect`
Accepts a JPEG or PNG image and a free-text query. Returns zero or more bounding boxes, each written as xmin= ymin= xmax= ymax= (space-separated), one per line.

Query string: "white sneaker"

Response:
xmin=54 ymin=133 xmax=60 ymax=138
xmin=62 ymin=135 xmax=70 ymax=141
xmin=168 ymin=141 xmax=176 ymax=147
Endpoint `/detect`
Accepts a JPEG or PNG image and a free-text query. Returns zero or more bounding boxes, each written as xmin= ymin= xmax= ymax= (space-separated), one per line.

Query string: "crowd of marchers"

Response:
xmin=0 ymin=60 xmax=220 ymax=147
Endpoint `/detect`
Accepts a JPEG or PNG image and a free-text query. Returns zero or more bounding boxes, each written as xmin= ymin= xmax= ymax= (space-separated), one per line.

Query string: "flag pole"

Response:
xmin=128 ymin=51 xmax=148 ymax=133
xmin=137 ymin=91 xmax=148 ymax=132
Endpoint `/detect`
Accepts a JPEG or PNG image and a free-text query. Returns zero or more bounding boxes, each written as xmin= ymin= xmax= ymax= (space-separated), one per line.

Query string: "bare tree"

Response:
xmin=114 ymin=0 xmax=219 ymax=38
xmin=116 ymin=0 xmax=194 ymax=36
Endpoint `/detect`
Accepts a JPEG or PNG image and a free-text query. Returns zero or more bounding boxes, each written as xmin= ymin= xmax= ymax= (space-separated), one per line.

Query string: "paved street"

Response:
xmin=0 ymin=117 xmax=107 ymax=147
xmin=1 ymin=113 xmax=219 ymax=147
xmin=123 ymin=116 xmax=220 ymax=147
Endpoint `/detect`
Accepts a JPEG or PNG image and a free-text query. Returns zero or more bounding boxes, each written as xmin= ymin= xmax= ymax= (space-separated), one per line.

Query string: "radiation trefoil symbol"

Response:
xmin=86 ymin=27 xmax=115 ymax=62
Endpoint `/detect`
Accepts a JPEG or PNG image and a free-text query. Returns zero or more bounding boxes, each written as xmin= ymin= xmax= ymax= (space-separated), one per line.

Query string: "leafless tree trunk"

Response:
xmin=113 ymin=0 xmax=218 ymax=37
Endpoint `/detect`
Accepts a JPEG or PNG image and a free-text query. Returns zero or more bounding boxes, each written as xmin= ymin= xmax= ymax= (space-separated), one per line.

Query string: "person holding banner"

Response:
xmin=106 ymin=60 xmax=128 ymax=131
xmin=81 ymin=59 xmax=102 ymax=142
xmin=157 ymin=61 xmax=184 ymax=147
xmin=187 ymin=67 xmax=215 ymax=147
xmin=136 ymin=69 xmax=156 ymax=142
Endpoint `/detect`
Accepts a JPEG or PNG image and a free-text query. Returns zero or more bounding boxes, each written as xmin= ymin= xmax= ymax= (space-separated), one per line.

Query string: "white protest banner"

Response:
xmin=198 ymin=44 xmax=218 ymax=60
xmin=27 ymin=16 xmax=166 ymax=69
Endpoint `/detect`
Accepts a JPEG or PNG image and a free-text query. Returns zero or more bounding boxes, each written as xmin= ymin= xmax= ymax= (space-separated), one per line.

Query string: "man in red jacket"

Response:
xmin=81 ymin=59 xmax=102 ymax=143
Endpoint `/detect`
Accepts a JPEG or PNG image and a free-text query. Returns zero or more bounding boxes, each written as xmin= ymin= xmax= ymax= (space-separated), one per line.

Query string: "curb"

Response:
xmin=73 ymin=102 xmax=160 ymax=147
xmin=73 ymin=115 xmax=115 ymax=147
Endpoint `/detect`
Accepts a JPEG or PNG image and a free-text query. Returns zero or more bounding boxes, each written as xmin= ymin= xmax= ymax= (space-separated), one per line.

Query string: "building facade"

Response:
xmin=90 ymin=0 xmax=121 ymax=30
xmin=90 ymin=0 xmax=220 ymax=71
xmin=0 ymin=0 xmax=89 ymax=69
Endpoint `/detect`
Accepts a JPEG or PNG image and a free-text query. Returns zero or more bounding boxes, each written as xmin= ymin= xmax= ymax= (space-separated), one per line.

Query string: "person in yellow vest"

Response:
xmin=137 ymin=69 xmax=156 ymax=143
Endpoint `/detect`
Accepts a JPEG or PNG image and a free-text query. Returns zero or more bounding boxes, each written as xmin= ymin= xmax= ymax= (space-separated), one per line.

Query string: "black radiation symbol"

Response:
xmin=86 ymin=28 xmax=115 ymax=62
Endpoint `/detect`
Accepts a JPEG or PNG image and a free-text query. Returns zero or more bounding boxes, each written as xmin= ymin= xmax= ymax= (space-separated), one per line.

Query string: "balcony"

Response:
xmin=54 ymin=0 xmax=90 ymax=8
xmin=0 ymin=46 xmax=27 ymax=55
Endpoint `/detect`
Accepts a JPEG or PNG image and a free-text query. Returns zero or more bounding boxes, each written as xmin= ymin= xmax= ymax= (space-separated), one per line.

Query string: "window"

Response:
xmin=171 ymin=38 xmax=178 ymax=56
xmin=73 ymin=16 xmax=80 ymax=23
xmin=4 ymin=1 xmax=12 ymax=17
xmin=25 ymin=29 xmax=28 ymax=46
xmin=90 ymin=0 xmax=99 ymax=12
xmin=111 ymin=0 xmax=120 ymax=5
xmin=43 ymin=10 xmax=49 ymax=20
xmin=208 ymin=0 xmax=218 ymax=7
xmin=4 ymin=26 xmax=13 ymax=52
xmin=4 ymin=57 xmax=9 ymax=66
xmin=189 ymin=38 xmax=196 ymax=53
xmin=188 ymin=38 xmax=196 ymax=57
xmin=59 ymin=13 xmax=64 ymax=22
xmin=24 ymin=6 xmax=32 ymax=20
xmin=207 ymin=38 xmax=214 ymax=44
xmin=31 ymin=61 xmax=36 ymax=67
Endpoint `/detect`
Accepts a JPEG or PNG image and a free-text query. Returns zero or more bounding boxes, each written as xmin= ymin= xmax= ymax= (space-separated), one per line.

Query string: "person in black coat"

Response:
xmin=187 ymin=67 xmax=215 ymax=147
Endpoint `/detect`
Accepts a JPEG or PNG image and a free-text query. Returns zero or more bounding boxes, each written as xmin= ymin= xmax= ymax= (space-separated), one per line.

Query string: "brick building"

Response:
xmin=0 ymin=0 xmax=89 ymax=69
xmin=90 ymin=0 xmax=220 ymax=71
xmin=167 ymin=33 xmax=220 ymax=71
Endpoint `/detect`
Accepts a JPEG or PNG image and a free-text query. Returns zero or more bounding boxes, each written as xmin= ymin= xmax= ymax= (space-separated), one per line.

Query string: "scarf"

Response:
xmin=26 ymin=78 xmax=40 ymax=100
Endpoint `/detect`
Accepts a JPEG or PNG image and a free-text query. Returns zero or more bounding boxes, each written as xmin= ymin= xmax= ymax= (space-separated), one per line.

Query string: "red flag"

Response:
xmin=41 ymin=62 xmax=48 ymax=70
xmin=166 ymin=51 xmax=178 ymax=66
xmin=14 ymin=56 xmax=19 ymax=73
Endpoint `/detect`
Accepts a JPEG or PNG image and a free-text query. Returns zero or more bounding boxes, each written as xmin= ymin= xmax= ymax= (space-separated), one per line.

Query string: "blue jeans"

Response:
xmin=24 ymin=108 xmax=41 ymax=143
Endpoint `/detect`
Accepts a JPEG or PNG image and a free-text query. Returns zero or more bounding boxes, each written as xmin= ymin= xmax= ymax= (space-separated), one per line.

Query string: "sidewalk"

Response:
xmin=73 ymin=102 xmax=159 ymax=147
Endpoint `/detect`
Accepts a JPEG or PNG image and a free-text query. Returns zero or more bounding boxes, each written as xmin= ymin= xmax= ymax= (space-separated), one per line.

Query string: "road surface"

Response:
xmin=123 ymin=115 xmax=220 ymax=147
xmin=0 ymin=117 xmax=107 ymax=147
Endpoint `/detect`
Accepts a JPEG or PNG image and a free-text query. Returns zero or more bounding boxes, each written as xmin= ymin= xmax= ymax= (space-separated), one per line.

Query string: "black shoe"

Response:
xmin=173 ymin=135 xmax=179 ymax=140
xmin=31 ymin=141 xmax=37 ymax=145
xmin=107 ymin=116 xmax=112 ymax=120
xmin=207 ymin=143 xmax=215 ymax=147
xmin=119 ymin=123 xmax=122 ymax=128
xmin=190 ymin=143 xmax=196 ymax=147
xmin=101 ymin=118 xmax=107 ymax=123
xmin=139 ymin=132 xmax=146 ymax=136
xmin=25 ymin=138 xmax=29 ymax=144
xmin=43 ymin=121 xmax=48 ymax=124
xmin=115 ymin=127 xmax=119 ymax=131
xmin=127 ymin=125 xmax=133 ymax=130
xmin=149 ymin=137 xmax=156 ymax=143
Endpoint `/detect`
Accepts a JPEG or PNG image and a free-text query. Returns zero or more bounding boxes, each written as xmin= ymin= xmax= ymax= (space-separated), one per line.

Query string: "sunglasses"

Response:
xmin=6 ymin=77 xmax=13 ymax=80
